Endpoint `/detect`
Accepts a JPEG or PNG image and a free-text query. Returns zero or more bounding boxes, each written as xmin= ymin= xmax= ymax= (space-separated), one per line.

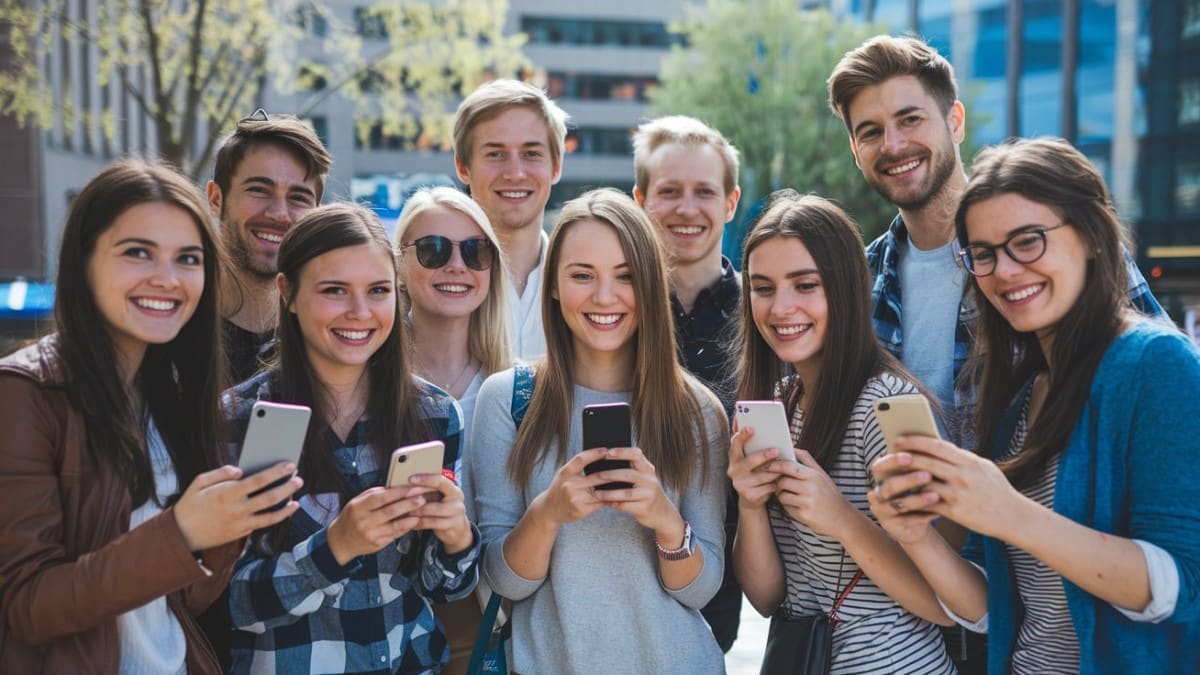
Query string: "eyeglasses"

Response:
xmin=957 ymin=224 xmax=1067 ymax=277
xmin=401 ymin=235 xmax=495 ymax=271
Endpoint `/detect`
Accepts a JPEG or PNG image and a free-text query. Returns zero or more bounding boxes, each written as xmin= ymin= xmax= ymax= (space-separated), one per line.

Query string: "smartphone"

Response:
xmin=238 ymin=401 xmax=311 ymax=511
xmin=873 ymin=394 xmax=942 ymax=452
xmin=238 ymin=401 xmax=311 ymax=474
xmin=581 ymin=402 xmax=633 ymax=490
xmin=734 ymin=400 xmax=796 ymax=462
xmin=386 ymin=440 xmax=446 ymax=490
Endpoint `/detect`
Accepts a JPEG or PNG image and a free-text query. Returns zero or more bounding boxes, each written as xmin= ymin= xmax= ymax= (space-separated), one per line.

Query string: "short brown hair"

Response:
xmin=827 ymin=35 xmax=958 ymax=131
xmin=212 ymin=113 xmax=332 ymax=200
xmin=632 ymin=115 xmax=740 ymax=197
xmin=452 ymin=79 xmax=569 ymax=170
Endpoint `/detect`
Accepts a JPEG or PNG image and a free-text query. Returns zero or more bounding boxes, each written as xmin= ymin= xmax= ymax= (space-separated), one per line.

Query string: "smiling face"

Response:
xmin=847 ymin=75 xmax=963 ymax=211
xmin=553 ymin=219 xmax=639 ymax=367
xmin=400 ymin=205 xmax=491 ymax=322
xmin=747 ymin=236 xmax=828 ymax=381
xmin=284 ymin=243 xmax=396 ymax=383
xmin=636 ymin=142 xmax=739 ymax=270
xmin=454 ymin=106 xmax=562 ymax=234
xmin=965 ymin=193 xmax=1091 ymax=351
xmin=87 ymin=202 xmax=206 ymax=377
xmin=210 ymin=144 xmax=320 ymax=279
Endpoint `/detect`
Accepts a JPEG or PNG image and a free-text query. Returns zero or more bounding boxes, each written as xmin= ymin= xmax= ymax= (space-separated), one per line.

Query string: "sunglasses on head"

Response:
xmin=401 ymin=235 xmax=495 ymax=271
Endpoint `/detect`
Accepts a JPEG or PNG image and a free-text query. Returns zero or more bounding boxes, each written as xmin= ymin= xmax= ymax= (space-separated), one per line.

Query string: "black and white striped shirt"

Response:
xmin=1005 ymin=396 xmax=1081 ymax=674
xmin=768 ymin=373 xmax=956 ymax=674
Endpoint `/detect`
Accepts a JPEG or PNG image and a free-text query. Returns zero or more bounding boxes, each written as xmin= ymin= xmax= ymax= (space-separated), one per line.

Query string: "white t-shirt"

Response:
xmin=506 ymin=231 xmax=548 ymax=361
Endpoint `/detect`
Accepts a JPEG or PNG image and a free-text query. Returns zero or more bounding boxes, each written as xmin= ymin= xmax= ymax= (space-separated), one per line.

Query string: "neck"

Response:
xmin=671 ymin=255 xmax=724 ymax=314
xmin=572 ymin=346 xmax=635 ymax=392
xmin=222 ymin=269 xmax=278 ymax=334
xmin=789 ymin=357 xmax=822 ymax=411
xmin=498 ymin=224 xmax=544 ymax=296
xmin=898 ymin=170 xmax=967 ymax=251
xmin=410 ymin=310 xmax=476 ymax=395
xmin=310 ymin=358 xmax=369 ymax=415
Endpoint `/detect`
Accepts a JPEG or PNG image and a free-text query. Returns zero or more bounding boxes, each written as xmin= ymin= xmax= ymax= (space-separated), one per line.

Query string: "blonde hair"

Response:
xmin=507 ymin=188 xmax=720 ymax=493
xmin=394 ymin=186 xmax=513 ymax=376
xmin=632 ymin=115 xmax=740 ymax=197
xmin=452 ymin=79 xmax=570 ymax=171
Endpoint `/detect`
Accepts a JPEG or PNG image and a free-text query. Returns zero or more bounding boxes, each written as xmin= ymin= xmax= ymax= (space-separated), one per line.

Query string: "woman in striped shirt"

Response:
xmin=729 ymin=191 xmax=956 ymax=673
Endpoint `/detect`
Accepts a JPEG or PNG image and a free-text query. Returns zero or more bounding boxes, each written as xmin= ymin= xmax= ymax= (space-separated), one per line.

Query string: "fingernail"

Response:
xmin=897 ymin=453 xmax=912 ymax=465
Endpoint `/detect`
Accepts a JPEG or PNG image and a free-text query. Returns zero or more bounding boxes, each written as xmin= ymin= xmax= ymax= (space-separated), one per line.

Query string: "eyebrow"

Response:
xmin=315 ymin=279 xmax=394 ymax=286
xmin=852 ymin=105 xmax=923 ymax=137
xmin=242 ymin=175 xmax=317 ymax=198
xmin=114 ymin=237 xmax=158 ymax=248
xmin=481 ymin=140 xmax=548 ymax=150
xmin=968 ymin=224 xmax=1046 ymax=246
xmin=564 ymin=261 xmax=629 ymax=269
xmin=749 ymin=268 xmax=819 ymax=281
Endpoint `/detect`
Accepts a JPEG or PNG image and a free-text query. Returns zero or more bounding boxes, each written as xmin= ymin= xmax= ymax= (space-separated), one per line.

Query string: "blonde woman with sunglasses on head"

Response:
xmin=395 ymin=186 xmax=513 ymax=674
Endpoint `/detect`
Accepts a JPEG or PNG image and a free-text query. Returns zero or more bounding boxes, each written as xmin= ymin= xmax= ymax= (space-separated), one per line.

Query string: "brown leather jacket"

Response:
xmin=0 ymin=336 xmax=242 ymax=674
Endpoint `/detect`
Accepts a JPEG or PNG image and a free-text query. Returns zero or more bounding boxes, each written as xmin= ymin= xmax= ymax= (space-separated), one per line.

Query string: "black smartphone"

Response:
xmin=582 ymin=402 xmax=633 ymax=490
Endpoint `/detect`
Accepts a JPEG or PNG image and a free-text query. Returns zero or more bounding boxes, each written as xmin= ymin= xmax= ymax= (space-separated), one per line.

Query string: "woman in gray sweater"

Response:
xmin=465 ymin=189 xmax=729 ymax=673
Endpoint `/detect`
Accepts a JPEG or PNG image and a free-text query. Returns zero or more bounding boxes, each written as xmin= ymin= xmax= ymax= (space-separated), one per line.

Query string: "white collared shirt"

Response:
xmin=506 ymin=231 xmax=548 ymax=361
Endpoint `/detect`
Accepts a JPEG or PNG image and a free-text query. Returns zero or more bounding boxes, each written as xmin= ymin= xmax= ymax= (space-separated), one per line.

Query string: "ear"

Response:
xmin=275 ymin=273 xmax=295 ymax=313
xmin=632 ymin=185 xmax=646 ymax=208
xmin=550 ymin=283 xmax=558 ymax=300
xmin=205 ymin=180 xmax=223 ymax=219
xmin=947 ymin=100 xmax=966 ymax=144
xmin=724 ymin=185 xmax=741 ymax=223
xmin=454 ymin=155 xmax=471 ymax=185
xmin=550 ymin=157 xmax=563 ymax=186
xmin=396 ymin=266 xmax=408 ymax=293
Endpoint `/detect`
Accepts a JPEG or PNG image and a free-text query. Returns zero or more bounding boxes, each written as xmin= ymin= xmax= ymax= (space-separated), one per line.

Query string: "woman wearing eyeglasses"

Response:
xmin=394 ymin=186 xmax=512 ymax=674
xmin=869 ymin=137 xmax=1200 ymax=673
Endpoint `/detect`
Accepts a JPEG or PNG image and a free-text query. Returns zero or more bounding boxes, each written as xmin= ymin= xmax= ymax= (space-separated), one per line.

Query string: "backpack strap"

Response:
xmin=511 ymin=363 xmax=535 ymax=428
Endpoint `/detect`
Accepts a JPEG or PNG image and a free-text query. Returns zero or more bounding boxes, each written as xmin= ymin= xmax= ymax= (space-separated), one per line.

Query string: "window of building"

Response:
xmin=294 ymin=3 xmax=329 ymax=37
xmin=565 ymin=127 xmax=633 ymax=156
xmin=355 ymin=7 xmax=388 ymax=39
xmin=545 ymin=72 xmax=657 ymax=101
xmin=520 ymin=16 xmax=680 ymax=48
xmin=1181 ymin=79 xmax=1200 ymax=126
xmin=1184 ymin=0 xmax=1200 ymax=39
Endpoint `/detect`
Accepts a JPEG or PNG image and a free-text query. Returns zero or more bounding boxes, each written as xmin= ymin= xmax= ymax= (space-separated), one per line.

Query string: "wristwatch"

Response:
xmin=656 ymin=521 xmax=695 ymax=561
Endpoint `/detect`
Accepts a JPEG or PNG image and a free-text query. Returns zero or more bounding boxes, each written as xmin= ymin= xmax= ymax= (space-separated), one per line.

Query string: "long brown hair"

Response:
xmin=736 ymin=190 xmax=915 ymax=471
xmin=55 ymin=159 xmax=227 ymax=507
xmin=957 ymin=137 xmax=1132 ymax=486
xmin=272 ymin=203 xmax=431 ymax=501
xmin=507 ymin=188 xmax=718 ymax=493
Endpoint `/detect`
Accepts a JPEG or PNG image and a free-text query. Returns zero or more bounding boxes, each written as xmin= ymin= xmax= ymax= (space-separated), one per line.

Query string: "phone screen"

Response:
xmin=582 ymin=403 xmax=633 ymax=490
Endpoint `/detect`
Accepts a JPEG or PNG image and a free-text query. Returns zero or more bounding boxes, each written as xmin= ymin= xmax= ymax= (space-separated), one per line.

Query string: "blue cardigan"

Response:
xmin=966 ymin=321 xmax=1200 ymax=674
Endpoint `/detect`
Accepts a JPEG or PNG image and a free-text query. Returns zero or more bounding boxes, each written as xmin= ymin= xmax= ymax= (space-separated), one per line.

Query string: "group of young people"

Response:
xmin=1 ymin=33 xmax=1197 ymax=675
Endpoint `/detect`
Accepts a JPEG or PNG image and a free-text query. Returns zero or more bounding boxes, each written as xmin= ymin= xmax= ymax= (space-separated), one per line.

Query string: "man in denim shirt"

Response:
xmin=633 ymin=115 xmax=743 ymax=651
xmin=828 ymin=35 xmax=1164 ymax=674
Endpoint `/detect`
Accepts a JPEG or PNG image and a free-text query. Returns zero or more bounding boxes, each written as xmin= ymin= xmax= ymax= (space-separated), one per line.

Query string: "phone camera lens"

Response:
xmin=398 ymin=455 xmax=408 ymax=463
xmin=256 ymin=409 xmax=266 ymax=418
xmin=878 ymin=403 xmax=890 ymax=411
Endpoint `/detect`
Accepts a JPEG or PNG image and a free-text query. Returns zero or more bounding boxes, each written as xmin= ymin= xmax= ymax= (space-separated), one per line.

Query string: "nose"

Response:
xmin=769 ymin=288 xmax=799 ymax=320
xmin=149 ymin=260 xmax=182 ymax=289
xmin=992 ymin=248 xmax=1025 ymax=279
xmin=345 ymin=291 xmax=371 ymax=319
xmin=443 ymin=243 xmax=467 ymax=272
xmin=593 ymin=276 xmax=617 ymax=305
xmin=263 ymin=193 xmax=291 ymax=224
xmin=676 ymin=192 xmax=700 ymax=216
xmin=502 ymin=154 xmax=527 ymax=180
xmin=881 ymin=124 xmax=908 ymax=156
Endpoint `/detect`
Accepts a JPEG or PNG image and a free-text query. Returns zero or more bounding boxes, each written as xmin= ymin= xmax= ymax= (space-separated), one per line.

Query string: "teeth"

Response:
xmin=775 ymin=324 xmax=810 ymax=336
xmin=435 ymin=284 xmax=470 ymax=293
xmin=134 ymin=298 xmax=177 ymax=311
xmin=333 ymin=329 xmax=370 ymax=341
xmin=1003 ymin=285 xmax=1042 ymax=302
xmin=499 ymin=191 xmax=530 ymax=199
xmin=885 ymin=159 xmax=920 ymax=175
xmin=670 ymin=226 xmax=704 ymax=235
xmin=254 ymin=230 xmax=284 ymax=243
xmin=586 ymin=313 xmax=621 ymax=325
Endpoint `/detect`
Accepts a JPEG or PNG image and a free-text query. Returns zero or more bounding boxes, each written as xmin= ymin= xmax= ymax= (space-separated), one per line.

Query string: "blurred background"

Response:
xmin=2 ymin=0 xmax=1198 ymax=340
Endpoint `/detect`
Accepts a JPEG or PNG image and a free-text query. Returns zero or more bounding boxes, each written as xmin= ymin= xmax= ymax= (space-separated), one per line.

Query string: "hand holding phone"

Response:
xmin=582 ymin=403 xmax=633 ymax=490
xmin=238 ymin=401 xmax=311 ymax=512
xmin=873 ymin=394 xmax=942 ymax=452
xmin=733 ymin=400 xmax=796 ymax=462
xmin=386 ymin=440 xmax=446 ymax=500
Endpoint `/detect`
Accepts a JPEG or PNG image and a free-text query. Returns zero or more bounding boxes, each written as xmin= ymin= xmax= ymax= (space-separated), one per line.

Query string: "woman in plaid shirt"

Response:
xmin=223 ymin=203 xmax=480 ymax=674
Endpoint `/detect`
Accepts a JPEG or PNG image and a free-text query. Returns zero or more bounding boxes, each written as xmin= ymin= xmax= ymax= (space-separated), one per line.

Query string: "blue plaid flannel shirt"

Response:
xmin=223 ymin=371 xmax=479 ymax=675
xmin=866 ymin=214 xmax=1166 ymax=448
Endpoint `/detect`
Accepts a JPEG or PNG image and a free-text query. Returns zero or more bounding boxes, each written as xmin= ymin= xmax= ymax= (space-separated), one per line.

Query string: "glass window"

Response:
xmin=1181 ymin=79 xmax=1200 ymax=126
xmin=520 ymin=16 xmax=678 ymax=48
xmin=1019 ymin=0 xmax=1063 ymax=137
xmin=1185 ymin=0 xmax=1200 ymax=39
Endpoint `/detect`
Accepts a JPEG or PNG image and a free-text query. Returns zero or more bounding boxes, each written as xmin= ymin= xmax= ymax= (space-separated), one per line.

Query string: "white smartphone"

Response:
xmin=734 ymin=400 xmax=796 ymax=462
xmin=385 ymin=440 xmax=446 ymax=488
xmin=873 ymin=394 xmax=942 ymax=452
xmin=238 ymin=401 xmax=312 ymax=475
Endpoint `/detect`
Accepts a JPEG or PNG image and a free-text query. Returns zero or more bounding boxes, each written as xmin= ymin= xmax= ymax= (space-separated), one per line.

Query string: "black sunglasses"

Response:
xmin=401 ymin=235 xmax=495 ymax=271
